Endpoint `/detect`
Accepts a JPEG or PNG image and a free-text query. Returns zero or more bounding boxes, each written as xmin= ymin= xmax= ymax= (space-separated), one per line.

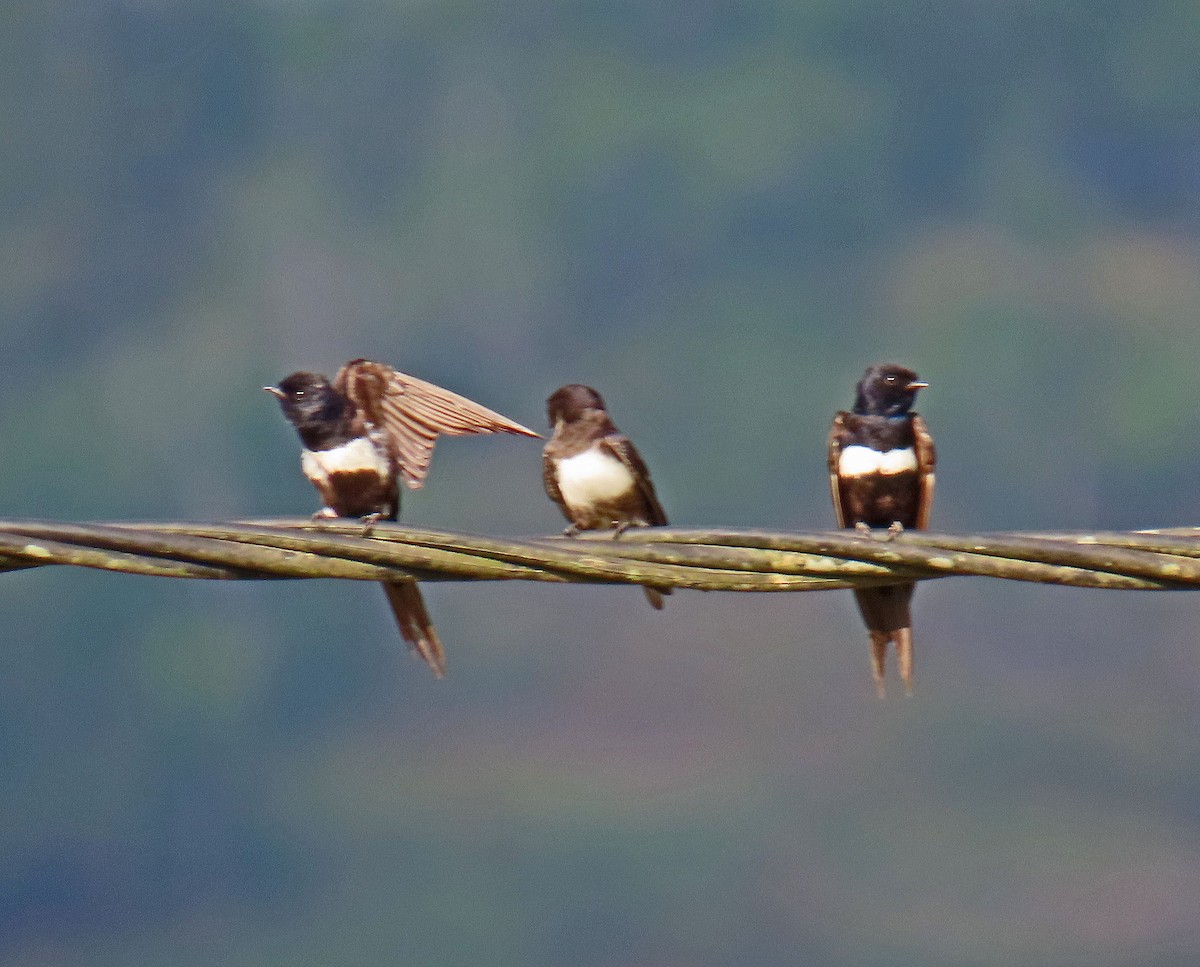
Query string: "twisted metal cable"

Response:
xmin=1 ymin=518 xmax=1199 ymax=592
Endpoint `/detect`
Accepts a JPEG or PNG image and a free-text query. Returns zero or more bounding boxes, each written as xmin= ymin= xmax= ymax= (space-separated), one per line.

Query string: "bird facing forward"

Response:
xmin=828 ymin=363 xmax=936 ymax=696
xmin=266 ymin=358 xmax=540 ymax=677
xmin=542 ymin=384 xmax=671 ymax=609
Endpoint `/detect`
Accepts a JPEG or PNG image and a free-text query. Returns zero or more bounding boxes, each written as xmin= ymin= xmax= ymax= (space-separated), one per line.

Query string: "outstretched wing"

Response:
xmin=336 ymin=359 xmax=540 ymax=490
xmin=598 ymin=435 xmax=668 ymax=526
xmin=827 ymin=411 xmax=851 ymax=528
xmin=910 ymin=412 xmax=937 ymax=530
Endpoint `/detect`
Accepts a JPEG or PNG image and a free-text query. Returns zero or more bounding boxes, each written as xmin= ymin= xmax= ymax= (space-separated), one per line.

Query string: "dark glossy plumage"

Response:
xmin=828 ymin=363 xmax=936 ymax=696
xmin=266 ymin=359 xmax=541 ymax=677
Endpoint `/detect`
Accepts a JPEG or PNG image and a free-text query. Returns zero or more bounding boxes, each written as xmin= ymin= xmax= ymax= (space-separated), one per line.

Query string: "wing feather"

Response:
xmin=827 ymin=411 xmax=850 ymax=528
xmin=599 ymin=435 xmax=668 ymax=526
xmin=911 ymin=412 xmax=937 ymax=530
xmin=336 ymin=360 xmax=540 ymax=490
xmin=542 ymin=450 xmax=566 ymax=510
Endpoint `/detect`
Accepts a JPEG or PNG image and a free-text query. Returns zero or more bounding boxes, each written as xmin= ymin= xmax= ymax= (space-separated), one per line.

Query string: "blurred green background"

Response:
xmin=3 ymin=2 xmax=1200 ymax=964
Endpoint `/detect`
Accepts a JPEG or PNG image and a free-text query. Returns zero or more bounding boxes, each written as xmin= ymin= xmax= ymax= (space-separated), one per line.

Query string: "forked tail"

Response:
xmin=853 ymin=584 xmax=915 ymax=697
xmin=381 ymin=581 xmax=447 ymax=678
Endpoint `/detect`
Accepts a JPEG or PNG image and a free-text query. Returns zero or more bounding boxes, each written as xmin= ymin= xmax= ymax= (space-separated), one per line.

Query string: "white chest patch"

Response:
xmin=301 ymin=437 xmax=391 ymax=485
xmin=557 ymin=448 xmax=636 ymax=509
xmin=838 ymin=445 xmax=918 ymax=477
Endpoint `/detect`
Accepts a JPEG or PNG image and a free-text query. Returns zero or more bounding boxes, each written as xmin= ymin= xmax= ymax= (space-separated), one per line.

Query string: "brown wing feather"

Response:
xmin=910 ymin=412 xmax=937 ymax=530
xmin=827 ymin=411 xmax=850 ymax=528
xmin=542 ymin=449 xmax=566 ymax=513
xmin=334 ymin=359 xmax=391 ymax=432
xmin=599 ymin=435 xmax=668 ymax=526
xmin=336 ymin=360 xmax=540 ymax=490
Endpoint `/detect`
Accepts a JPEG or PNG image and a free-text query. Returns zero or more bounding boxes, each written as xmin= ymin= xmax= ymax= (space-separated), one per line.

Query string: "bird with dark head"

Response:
xmin=543 ymin=383 xmax=672 ymax=609
xmin=828 ymin=363 xmax=936 ymax=696
xmin=270 ymin=372 xmax=353 ymax=446
xmin=853 ymin=363 xmax=928 ymax=419
xmin=266 ymin=358 xmax=540 ymax=677
xmin=546 ymin=383 xmax=607 ymax=426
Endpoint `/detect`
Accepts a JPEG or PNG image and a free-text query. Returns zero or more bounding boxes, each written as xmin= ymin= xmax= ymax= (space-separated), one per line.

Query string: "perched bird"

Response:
xmin=265 ymin=358 xmax=540 ymax=677
xmin=542 ymin=384 xmax=671 ymax=609
xmin=828 ymin=363 xmax=936 ymax=696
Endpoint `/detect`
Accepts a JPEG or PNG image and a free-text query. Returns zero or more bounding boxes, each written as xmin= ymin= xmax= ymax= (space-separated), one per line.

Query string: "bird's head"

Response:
xmin=852 ymin=363 xmax=928 ymax=417
xmin=546 ymin=383 xmax=608 ymax=428
xmin=264 ymin=371 xmax=348 ymax=428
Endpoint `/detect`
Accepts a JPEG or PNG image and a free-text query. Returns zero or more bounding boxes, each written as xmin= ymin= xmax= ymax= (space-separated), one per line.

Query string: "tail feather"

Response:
xmin=869 ymin=631 xmax=889 ymax=699
xmin=381 ymin=581 xmax=447 ymax=678
xmin=894 ymin=625 xmax=914 ymax=697
xmin=853 ymin=584 xmax=915 ymax=697
xmin=642 ymin=585 xmax=671 ymax=610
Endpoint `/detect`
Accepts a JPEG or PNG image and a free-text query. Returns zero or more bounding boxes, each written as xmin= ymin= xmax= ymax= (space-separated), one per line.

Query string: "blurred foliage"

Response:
xmin=3 ymin=1 xmax=1200 ymax=964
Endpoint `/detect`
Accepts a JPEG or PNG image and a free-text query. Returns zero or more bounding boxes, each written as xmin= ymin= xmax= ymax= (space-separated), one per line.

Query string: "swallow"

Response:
xmin=266 ymin=358 xmax=540 ymax=677
xmin=828 ymin=363 xmax=935 ymax=697
xmin=542 ymin=384 xmax=671 ymax=609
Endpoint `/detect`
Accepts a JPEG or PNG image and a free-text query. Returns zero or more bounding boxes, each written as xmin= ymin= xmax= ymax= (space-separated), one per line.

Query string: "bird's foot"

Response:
xmin=311 ymin=508 xmax=339 ymax=523
xmin=562 ymin=524 xmax=581 ymax=538
xmin=359 ymin=512 xmax=385 ymax=537
xmin=853 ymin=521 xmax=905 ymax=541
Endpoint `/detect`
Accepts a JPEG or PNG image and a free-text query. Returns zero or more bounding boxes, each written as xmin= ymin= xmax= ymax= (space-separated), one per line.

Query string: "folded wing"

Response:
xmin=910 ymin=412 xmax=937 ymax=530
xmin=598 ymin=435 xmax=668 ymax=526
xmin=827 ymin=411 xmax=851 ymax=528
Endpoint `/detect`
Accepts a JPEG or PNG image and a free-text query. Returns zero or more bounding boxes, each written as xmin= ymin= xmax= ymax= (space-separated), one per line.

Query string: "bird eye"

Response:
xmin=293 ymin=390 xmax=305 ymax=399
xmin=885 ymin=374 xmax=896 ymax=382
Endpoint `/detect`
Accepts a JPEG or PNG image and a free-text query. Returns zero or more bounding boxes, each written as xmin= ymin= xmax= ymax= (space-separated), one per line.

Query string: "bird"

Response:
xmin=542 ymin=384 xmax=671 ymax=609
xmin=265 ymin=358 xmax=541 ymax=677
xmin=828 ymin=363 xmax=935 ymax=697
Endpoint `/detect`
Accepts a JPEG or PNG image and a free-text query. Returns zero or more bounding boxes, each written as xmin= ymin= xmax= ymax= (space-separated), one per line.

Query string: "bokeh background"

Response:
xmin=3 ymin=2 xmax=1200 ymax=964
